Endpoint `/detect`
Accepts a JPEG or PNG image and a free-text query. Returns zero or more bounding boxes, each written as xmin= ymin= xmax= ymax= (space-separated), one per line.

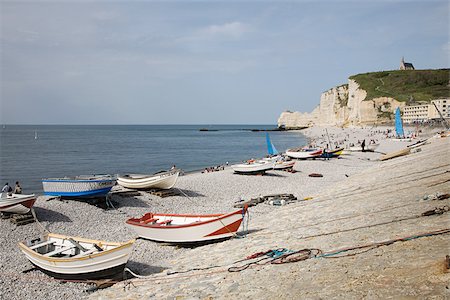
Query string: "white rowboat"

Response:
xmin=126 ymin=208 xmax=247 ymax=243
xmin=18 ymin=233 xmax=134 ymax=280
xmin=285 ymin=148 xmax=323 ymax=159
xmin=117 ymin=169 xmax=179 ymax=190
xmin=0 ymin=193 xmax=36 ymax=214
xmin=231 ymin=160 xmax=274 ymax=174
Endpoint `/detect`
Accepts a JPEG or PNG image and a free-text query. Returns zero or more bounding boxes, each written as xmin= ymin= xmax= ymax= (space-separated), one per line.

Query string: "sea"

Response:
xmin=0 ymin=125 xmax=307 ymax=195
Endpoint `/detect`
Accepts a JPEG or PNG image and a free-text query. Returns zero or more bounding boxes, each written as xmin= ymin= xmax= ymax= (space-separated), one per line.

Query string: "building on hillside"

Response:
xmin=402 ymin=98 xmax=449 ymax=123
xmin=399 ymin=57 xmax=415 ymax=70
xmin=403 ymin=104 xmax=430 ymax=123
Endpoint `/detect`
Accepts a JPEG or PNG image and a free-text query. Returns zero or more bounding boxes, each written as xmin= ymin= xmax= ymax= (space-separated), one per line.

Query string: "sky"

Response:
xmin=1 ymin=0 xmax=448 ymax=125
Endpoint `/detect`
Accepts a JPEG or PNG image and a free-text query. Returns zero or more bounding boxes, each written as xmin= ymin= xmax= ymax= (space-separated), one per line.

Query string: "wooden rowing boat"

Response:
xmin=126 ymin=207 xmax=247 ymax=243
xmin=117 ymin=169 xmax=179 ymax=190
xmin=231 ymin=160 xmax=274 ymax=174
xmin=285 ymin=147 xmax=323 ymax=159
xmin=380 ymin=148 xmax=411 ymax=161
xmin=18 ymin=233 xmax=134 ymax=280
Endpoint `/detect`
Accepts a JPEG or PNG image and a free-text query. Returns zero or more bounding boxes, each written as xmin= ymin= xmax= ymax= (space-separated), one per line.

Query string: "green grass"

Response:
xmin=349 ymin=69 xmax=450 ymax=102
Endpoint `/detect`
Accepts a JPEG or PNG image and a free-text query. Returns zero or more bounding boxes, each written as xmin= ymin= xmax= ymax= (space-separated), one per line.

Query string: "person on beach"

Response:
xmin=2 ymin=183 xmax=12 ymax=194
xmin=14 ymin=181 xmax=22 ymax=194
xmin=361 ymin=139 xmax=366 ymax=152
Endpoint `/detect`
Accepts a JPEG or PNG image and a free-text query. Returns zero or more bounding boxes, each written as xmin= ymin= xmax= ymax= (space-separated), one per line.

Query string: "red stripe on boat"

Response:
xmin=204 ymin=219 xmax=243 ymax=237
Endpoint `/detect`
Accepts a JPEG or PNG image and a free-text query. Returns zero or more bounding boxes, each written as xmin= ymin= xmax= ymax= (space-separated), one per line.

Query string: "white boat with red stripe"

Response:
xmin=0 ymin=193 xmax=36 ymax=214
xmin=126 ymin=207 xmax=248 ymax=243
xmin=285 ymin=147 xmax=323 ymax=159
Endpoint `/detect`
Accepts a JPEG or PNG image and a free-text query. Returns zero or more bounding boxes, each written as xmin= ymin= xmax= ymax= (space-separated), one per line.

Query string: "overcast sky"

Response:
xmin=1 ymin=0 xmax=448 ymax=125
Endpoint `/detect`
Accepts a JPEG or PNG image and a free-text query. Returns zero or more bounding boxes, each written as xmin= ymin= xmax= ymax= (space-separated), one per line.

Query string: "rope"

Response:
xmin=298 ymin=206 xmax=449 ymax=240
xmin=176 ymin=188 xmax=194 ymax=201
xmin=90 ymin=227 xmax=450 ymax=288
xmin=31 ymin=208 xmax=49 ymax=234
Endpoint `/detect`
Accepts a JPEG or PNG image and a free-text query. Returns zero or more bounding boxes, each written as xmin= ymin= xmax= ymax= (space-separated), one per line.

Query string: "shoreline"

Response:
xmin=1 ymin=125 xmax=448 ymax=300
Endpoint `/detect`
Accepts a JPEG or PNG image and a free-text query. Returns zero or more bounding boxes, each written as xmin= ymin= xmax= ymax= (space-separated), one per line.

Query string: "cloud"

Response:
xmin=178 ymin=21 xmax=251 ymax=44
xmin=200 ymin=21 xmax=250 ymax=39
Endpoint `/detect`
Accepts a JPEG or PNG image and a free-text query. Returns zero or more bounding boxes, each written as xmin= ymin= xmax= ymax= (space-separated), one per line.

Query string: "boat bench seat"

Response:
xmin=73 ymin=248 xmax=97 ymax=258
xmin=44 ymin=245 xmax=76 ymax=257
xmin=142 ymin=218 xmax=158 ymax=224
xmin=29 ymin=240 xmax=55 ymax=250
xmin=157 ymin=220 xmax=172 ymax=225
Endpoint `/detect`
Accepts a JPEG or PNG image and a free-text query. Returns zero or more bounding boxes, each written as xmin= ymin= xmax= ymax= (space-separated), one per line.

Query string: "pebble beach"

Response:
xmin=1 ymin=125 xmax=449 ymax=300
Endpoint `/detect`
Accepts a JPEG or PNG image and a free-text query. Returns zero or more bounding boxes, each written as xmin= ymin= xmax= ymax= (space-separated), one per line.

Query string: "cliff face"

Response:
xmin=278 ymin=79 xmax=405 ymax=128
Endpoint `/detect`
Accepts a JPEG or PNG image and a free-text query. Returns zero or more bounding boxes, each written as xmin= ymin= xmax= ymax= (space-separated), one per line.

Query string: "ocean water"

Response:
xmin=0 ymin=125 xmax=306 ymax=194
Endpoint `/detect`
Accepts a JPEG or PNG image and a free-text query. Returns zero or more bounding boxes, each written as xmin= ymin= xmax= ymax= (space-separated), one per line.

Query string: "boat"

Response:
xmin=285 ymin=147 xmax=323 ymax=159
xmin=0 ymin=193 xmax=36 ymax=214
xmin=231 ymin=160 xmax=275 ymax=174
xmin=395 ymin=107 xmax=405 ymax=138
xmin=380 ymin=148 xmax=411 ymax=161
xmin=346 ymin=142 xmax=379 ymax=152
xmin=117 ymin=169 xmax=179 ymax=190
xmin=42 ymin=175 xmax=116 ymax=197
xmin=126 ymin=207 xmax=247 ymax=243
xmin=321 ymin=147 xmax=344 ymax=158
xmin=273 ymin=159 xmax=296 ymax=170
xmin=18 ymin=233 xmax=134 ymax=280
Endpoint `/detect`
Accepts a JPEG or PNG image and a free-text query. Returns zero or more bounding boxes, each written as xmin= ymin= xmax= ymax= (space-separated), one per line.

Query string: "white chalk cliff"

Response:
xmin=278 ymin=79 xmax=405 ymax=128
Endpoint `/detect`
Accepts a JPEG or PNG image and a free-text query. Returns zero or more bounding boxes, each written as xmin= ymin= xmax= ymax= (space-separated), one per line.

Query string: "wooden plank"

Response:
xmin=29 ymin=240 xmax=55 ymax=250
xmin=44 ymin=245 xmax=75 ymax=257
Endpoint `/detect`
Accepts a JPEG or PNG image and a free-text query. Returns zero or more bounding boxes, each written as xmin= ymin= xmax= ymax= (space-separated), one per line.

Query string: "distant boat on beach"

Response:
xmin=34 ymin=130 xmax=38 ymax=140
xmin=231 ymin=160 xmax=275 ymax=174
xmin=285 ymin=147 xmax=323 ymax=159
xmin=42 ymin=175 xmax=116 ymax=197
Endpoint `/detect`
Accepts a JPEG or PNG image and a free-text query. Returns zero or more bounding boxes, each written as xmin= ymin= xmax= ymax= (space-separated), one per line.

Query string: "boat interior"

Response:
xmin=26 ymin=236 xmax=112 ymax=258
xmin=132 ymin=212 xmax=219 ymax=226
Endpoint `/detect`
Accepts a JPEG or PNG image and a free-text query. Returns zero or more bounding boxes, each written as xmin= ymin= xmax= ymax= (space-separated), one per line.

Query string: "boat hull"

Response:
xmin=117 ymin=170 xmax=179 ymax=190
xmin=31 ymin=262 xmax=127 ymax=280
xmin=18 ymin=233 xmax=134 ymax=280
xmin=42 ymin=176 xmax=115 ymax=197
xmin=126 ymin=209 xmax=246 ymax=243
xmin=0 ymin=193 xmax=36 ymax=214
xmin=321 ymin=148 xmax=344 ymax=158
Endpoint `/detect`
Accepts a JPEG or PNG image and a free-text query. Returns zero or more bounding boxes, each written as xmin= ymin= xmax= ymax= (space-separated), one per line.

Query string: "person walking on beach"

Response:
xmin=361 ymin=139 xmax=366 ymax=152
xmin=14 ymin=181 xmax=22 ymax=194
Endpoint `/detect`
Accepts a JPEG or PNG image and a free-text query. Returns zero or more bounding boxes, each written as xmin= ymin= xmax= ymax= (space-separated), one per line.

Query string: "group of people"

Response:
xmin=2 ymin=181 xmax=22 ymax=195
xmin=202 ymin=165 xmax=225 ymax=173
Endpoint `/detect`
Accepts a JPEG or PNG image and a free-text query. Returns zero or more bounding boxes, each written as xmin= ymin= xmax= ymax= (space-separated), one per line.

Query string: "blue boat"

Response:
xmin=42 ymin=175 xmax=116 ymax=197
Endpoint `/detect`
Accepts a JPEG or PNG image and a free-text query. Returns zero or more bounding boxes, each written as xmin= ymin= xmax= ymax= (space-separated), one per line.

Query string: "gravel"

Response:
xmin=0 ymin=125 xmax=438 ymax=300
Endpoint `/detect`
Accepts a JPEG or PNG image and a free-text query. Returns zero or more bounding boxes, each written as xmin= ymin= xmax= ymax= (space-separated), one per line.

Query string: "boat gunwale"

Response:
xmin=42 ymin=179 xmax=116 ymax=183
xmin=126 ymin=208 xmax=246 ymax=230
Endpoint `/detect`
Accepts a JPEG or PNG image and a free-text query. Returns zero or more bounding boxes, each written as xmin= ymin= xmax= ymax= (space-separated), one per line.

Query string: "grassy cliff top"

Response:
xmin=349 ymin=69 xmax=449 ymax=102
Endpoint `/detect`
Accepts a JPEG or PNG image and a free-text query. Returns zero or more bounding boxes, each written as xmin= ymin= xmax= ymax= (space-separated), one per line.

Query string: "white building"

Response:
xmin=402 ymin=99 xmax=450 ymax=123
